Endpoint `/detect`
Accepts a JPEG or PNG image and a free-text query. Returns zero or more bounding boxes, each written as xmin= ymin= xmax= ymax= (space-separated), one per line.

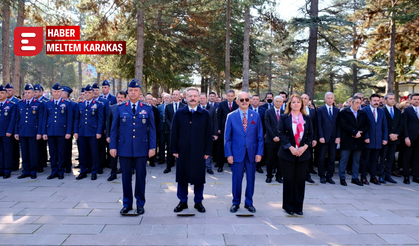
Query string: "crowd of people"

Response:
xmin=0 ymin=80 xmax=418 ymax=216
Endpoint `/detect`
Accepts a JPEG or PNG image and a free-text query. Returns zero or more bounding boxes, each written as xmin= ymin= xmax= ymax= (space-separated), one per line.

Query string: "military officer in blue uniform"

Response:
xmin=74 ymin=84 xmax=104 ymax=180
xmin=62 ymin=86 xmax=77 ymax=173
xmin=101 ymin=80 xmax=117 ymax=105
xmin=43 ymin=83 xmax=73 ymax=179
xmin=93 ymin=82 xmax=109 ymax=173
xmin=34 ymin=84 xmax=49 ymax=172
xmin=110 ymin=79 xmax=156 ymax=215
xmin=5 ymin=83 xmax=20 ymax=171
xmin=0 ymin=85 xmax=17 ymax=179
xmin=15 ymin=84 xmax=45 ymax=179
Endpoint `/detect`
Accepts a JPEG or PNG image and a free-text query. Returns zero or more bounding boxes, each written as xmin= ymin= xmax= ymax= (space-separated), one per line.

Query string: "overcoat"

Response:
xmin=338 ymin=107 xmax=369 ymax=151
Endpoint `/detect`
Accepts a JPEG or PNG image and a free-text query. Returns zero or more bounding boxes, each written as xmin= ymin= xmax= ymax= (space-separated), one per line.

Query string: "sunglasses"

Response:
xmin=239 ymin=98 xmax=250 ymax=102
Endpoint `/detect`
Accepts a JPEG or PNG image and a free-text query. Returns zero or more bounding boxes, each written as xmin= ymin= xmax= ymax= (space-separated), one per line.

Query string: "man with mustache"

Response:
xmin=359 ymin=94 xmax=388 ymax=185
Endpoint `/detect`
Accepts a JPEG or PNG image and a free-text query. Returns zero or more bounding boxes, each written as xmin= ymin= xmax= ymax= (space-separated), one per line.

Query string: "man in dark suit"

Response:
xmin=279 ymin=91 xmax=288 ymax=111
xmin=264 ymin=95 xmax=284 ymax=183
xmin=208 ymin=92 xmax=219 ymax=108
xmin=250 ymin=94 xmax=266 ymax=173
xmin=61 ymin=86 xmax=77 ymax=173
xmin=216 ymin=89 xmax=238 ymax=172
xmin=301 ymin=94 xmax=317 ymax=183
xmin=338 ymin=96 xmax=369 ymax=186
xmin=199 ymin=93 xmax=218 ymax=174
xmin=225 ymin=91 xmax=264 ymax=213
xmin=33 ymin=84 xmax=49 ymax=173
xmin=0 ymin=85 xmax=17 ymax=179
xmin=146 ymin=94 xmax=160 ymax=167
xmin=5 ymin=84 xmax=20 ymax=171
xmin=101 ymin=80 xmax=117 ymax=105
xmin=360 ymin=94 xmax=388 ymax=185
xmin=92 ymin=83 xmax=109 ymax=174
xmin=163 ymin=90 xmax=185 ymax=173
xmin=157 ymin=94 xmax=171 ymax=164
xmin=317 ymin=92 xmax=340 ymax=184
xmin=402 ymin=93 xmax=419 ymax=184
xmin=261 ymin=92 xmax=274 ymax=110
xmin=379 ymin=93 xmax=402 ymax=184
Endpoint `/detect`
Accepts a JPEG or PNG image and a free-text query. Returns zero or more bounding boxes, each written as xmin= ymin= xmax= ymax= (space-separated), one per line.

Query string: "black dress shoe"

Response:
xmin=174 ymin=202 xmax=188 ymax=212
xmin=370 ymin=177 xmax=380 ymax=185
xmin=117 ymin=168 xmax=122 ymax=174
xmin=120 ymin=207 xmax=132 ymax=215
xmin=379 ymin=177 xmax=386 ymax=184
xmin=18 ymin=174 xmax=30 ymax=179
xmin=207 ymin=169 xmax=214 ymax=175
xmin=136 ymin=207 xmax=145 ymax=215
xmin=47 ymin=173 xmax=58 ymax=179
xmin=194 ymin=202 xmax=206 ymax=213
xmin=76 ymin=173 xmax=87 ymax=180
xmin=3 ymin=173 xmax=11 ymax=179
xmin=412 ymin=177 xmax=419 ymax=184
xmin=265 ymin=177 xmax=272 ymax=183
xmin=230 ymin=204 xmax=239 ymax=213
xmin=320 ymin=177 xmax=326 ymax=184
xmin=58 ymin=174 xmax=64 ymax=179
xmin=305 ymin=177 xmax=315 ymax=183
xmin=326 ymin=177 xmax=335 ymax=184
xmin=0 ymin=172 xmax=4 ymax=177
xmin=361 ymin=177 xmax=369 ymax=185
xmin=351 ymin=178 xmax=364 ymax=186
xmin=149 ymin=162 xmax=155 ymax=167
xmin=74 ymin=165 xmax=80 ymax=168
xmin=340 ymin=179 xmax=347 ymax=186
xmin=244 ymin=204 xmax=256 ymax=213
xmin=31 ymin=174 xmax=37 ymax=179
xmin=385 ymin=176 xmax=397 ymax=184
xmin=65 ymin=168 xmax=72 ymax=173
xmin=256 ymin=167 xmax=263 ymax=173
xmin=404 ymin=176 xmax=410 ymax=184
xmin=37 ymin=168 xmax=44 ymax=173
xmin=295 ymin=211 xmax=303 ymax=216
xmin=98 ymin=169 xmax=103 ymax=174
xmin=91 ymin=174 xmax=97 ymax=180
xmin=284 ymin=209 xmax=294 ymax=215
xmin=163 ymin=167 xmax=171 ymax=174
xmin=310 ymin=169 xmax=317 ymax=175
xmin=107 ymin=174 xmax=117 ymax=181
xmin=217 ymin=167 xmax=223 ymax=173
xmin=275 ymin=177 xmax=283 ymax=183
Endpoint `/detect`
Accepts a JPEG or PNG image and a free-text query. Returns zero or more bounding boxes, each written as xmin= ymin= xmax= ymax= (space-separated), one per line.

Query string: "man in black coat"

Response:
xmin=250 ymin=94 xmax=266 ymax=173
xmin=163 ymin=90 xmax=185 ymax=173
xmin=338 ymin=96 xmax=369 ymax=186
xmin=379 ymin=93 xmax=402 ymax=184
xmin=301 ymin=94 xmax=318 ymax=183
xmin=171 ymin=88 xmax=212 ymax=213
xmin=216 ymin=89 xmax=238 ymax=172
xmin=317 ymin=92 xmax=340 ymax=184
xmin=146 ymin=94 xmax=160 ymax=167
xmin=261 ymin=92 xmax=274 ymax=110
xmin=264 ymin=95 xmax=284 ymax=183
xmin=402 ymin=93 xmax=419 ymax=184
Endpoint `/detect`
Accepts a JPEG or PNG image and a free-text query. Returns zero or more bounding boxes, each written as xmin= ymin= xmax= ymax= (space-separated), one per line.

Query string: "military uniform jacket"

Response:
xmin=110 ymin=101 xmax=157 ymax=158
xmin=15 ymin=98 xmax=44 ymax=137
xmin=0 ymin=100 xmax=17 ymax=136
xmin=43 ymin=99 xmax=73 ymax=136
xmin=74 ymin=99 xmax=104 ymax=137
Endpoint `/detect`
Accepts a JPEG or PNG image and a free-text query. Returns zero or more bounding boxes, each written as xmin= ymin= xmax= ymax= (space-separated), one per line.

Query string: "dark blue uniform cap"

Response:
xmin=24 ymin=83 xmax=34 ymax=91
xmin=39 ymin=84 xmax=44 ymax=91
xmin=102 ymin=80 xmax=110 ymax=87
xmin=128 ymin=79 xmax=141 ymax=88
xmin=5 ymin=83 xmax=14 ymax=89
xmin=0 ymin=85 xmax=6 ymax=92
xmin=125 ymin=89 xmax=128 ymax=94
xmin=81 ymin=87 xmax=85 ymax=93
xmin=92 ymin=83 xmax=100 ymax=89
xmin=52 ymin=83 xmax=62 ymax=91
xmin=62 ymin=86 xmax=73 ymax=94
xmin=85 ymin=84 xmax=93 ymax=92
xmin=33 ymin=84 xmax=41 ymax=91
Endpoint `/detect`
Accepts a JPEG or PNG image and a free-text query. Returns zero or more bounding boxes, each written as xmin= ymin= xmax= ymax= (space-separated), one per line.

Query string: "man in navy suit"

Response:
xmin=5 ymin=84 xmax=20 ymax=171
xmin=208 ymin=92 xmax=219 ymax=108
xmin=360 ymin=94 xmax=388 ymax=185
xmin=216 ymin=89 xmax=238 ymax=172
xmin=264 ymin=95 xmax=284 ymax=183
xmin=146 ymin=94 xmax=160 ymax=167
xmin=250 ymin=94 xmax=266 ymax=173
xmin=301 ymin=94 xmax=318 ymax=183
xmin=110 ymin=79 xmax=156 ymax=215
xmin=157 ymin=94 xmax=171 ymax=164
xmin=261 ymin=92 xmax=274 ymax=110
xmin=43 ymin=83 xmax=73 ymax=180
xmin=15 ymin=84 xmax=44 ymax=179
xmin=74 ymin=84 xmax=104 ymax=180
xmin=317 ymin=92 xmax=340 ymax=184
xmin=279 ymin=91 xmax=288 ymax=111
xmin=402 ymin=93 xmax=419 ymax=184
xmin=225 ymin=91 xmax=264 ymax=213
xmin=33 ymin=84 xmax=48 ymax=173
xmin=93 ymin=83 xmax=109 ymax=173
xmin=101 ymin=80 xmax=117 ymax=105
xmin=0 ymin=85 xmax=17 ymax=179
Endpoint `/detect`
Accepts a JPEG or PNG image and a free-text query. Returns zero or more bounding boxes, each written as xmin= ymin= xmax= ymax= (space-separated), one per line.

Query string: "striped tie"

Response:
xmin=243 ymin=112 xmax=247 ymax=132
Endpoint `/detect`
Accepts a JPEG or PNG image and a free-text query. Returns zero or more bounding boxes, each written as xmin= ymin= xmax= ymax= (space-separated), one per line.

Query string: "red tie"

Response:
xmin=243 ymin=112 xmax=247 ymax=132
xmin=373 ymin=108 xmax=376 ymax=122
xmin=276 ymin=109 xmax=280 ymax=121
xmin=229 ymin=103 xmax=232 ymax=111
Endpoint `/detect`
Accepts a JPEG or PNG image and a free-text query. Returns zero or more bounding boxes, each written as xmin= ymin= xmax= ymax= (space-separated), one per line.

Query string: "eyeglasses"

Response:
xmin=239 ymin=98 xmax=250 ymax=102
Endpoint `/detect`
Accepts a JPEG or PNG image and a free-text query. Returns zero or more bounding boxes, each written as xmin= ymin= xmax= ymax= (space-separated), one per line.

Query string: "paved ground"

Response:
xmin=1 ymin=151 xmax=419 ymax=245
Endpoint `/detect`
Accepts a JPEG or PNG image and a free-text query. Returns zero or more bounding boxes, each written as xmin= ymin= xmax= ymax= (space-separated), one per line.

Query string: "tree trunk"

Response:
xmin=352 ymin=26 xmax=358 ymax=95
xmin=78 ymin=61 xmax=82 ymax=92
xmin=209 ymin=69 xmax=214 ymax=93
xmin=152 ymin=83 xmax=159 ymax=98
xmin=217 ymin=71 xmax=221 ymax=96
xmin=11 ymin=0 xmax=25 ymax=94
xmin=112 ymin=78 xmax=116 ymax=95
xmin=225 ymin=0 xmax=231 ymax=91
xmin=2 ymin=1 xmax=11 ymax=86
xmin=304 ymin=0 xmax=318 ymax=99
xmin=329 ymin=72 xmax=334 ymax=92
xmin=144 ymin=75 xmax=148 ymax=94
xmin=201 ymin=76 xmax=205 ymax=93
xmin=394 ymin=78 xmax=399 ymax=101
xmin=40 ymin=66 xmax=44 ymax=85
xmin=387 ymin=17 xmax=396 ymax=93
xmin=268 ymin=53 xmax=272 ymax=93
xmin=97 ymin=72 xmax=101 ymax=84
xmin=257 ymin=72 xmax=260 ymax=96
xmin=135 ymin=6 xmax=145 ymax=88
xmin=118 ymin=77 xmax=122 ymax=91
xmin=242 ymin=6 xmax=251 ymax=92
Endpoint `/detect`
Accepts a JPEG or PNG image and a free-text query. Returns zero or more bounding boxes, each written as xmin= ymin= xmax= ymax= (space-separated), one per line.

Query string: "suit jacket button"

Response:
xmin=133 ymin=136 xmax=135 ymax=138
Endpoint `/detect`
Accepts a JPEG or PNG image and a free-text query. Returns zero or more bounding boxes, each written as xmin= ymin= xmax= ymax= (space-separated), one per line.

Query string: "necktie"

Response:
xmin=276 ymin=109 xmax=280 ymax=121
xmin=132 ymin=104 xmax=136 ymax=114
xmin=191 ymin=109 xmax=194 ymax=114
xmin=229 ymin=103 xmax=231 ymax=111
xmin=175 ymin=103 xmax=178 ymax=111
xmin=373 ymin=108 xmax=376 ymax=122
xmin=329 ymin=107 xmax=332 ymax=119
xmin=27 ymin=101 xmax=29 ymax=107
xmin=243 ymin=112 xmax=247 ymax=132
xmin=87 ymin=101 xmax=89 ymax=108
xmin=390 ymin=107 xmax=394 ymax=119
xmin=56 ymin=101 xmax=58 ymax=107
